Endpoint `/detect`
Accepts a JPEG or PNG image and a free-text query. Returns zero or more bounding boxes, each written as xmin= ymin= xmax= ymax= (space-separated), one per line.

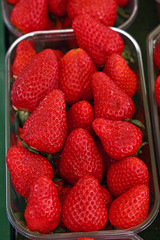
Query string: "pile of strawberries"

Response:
xmin=6 ymin=10 xmax=150 ymax=237
xmin=6 ymin=0 xmax=130 ymax=33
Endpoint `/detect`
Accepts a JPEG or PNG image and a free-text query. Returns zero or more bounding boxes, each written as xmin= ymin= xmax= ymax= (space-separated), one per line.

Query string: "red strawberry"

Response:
xmin=67 ymin=100 xmax=94 ymax=136
xmin=67 ymin=0 xmax=117 ymax=26
xmin=59 ymin=128 xmax=103 ymax=185
xmin=92 ymin=118 xmax=143 ymax=160
xmin=6 ymin=0 xmax=19 ymax=5
xmin=11 ymin=48 xmax=59 ymax=112
xmin=103 ymin=54 xmax=137 ymax=97
xmin=62 ymin=175 xmax=108 ymax=231
xmin=48 ymin=0 xmax=68 ymax=16
xmin=10 ymin=0 xmax=48 ymax=33
xmin=155 ymin=75 xmax=160 ymax=107
xmin=91 ymin=72 xmax=135 ymax=120
xmin=154 ymin=41 xmax=160 ymax=70
xmin=12 ymin=40 xmax=36 ymax=77
xmin=109 ymin=184 xmax=149 ymax=229
xmin=53 ymin=50 xmax=64 ymax=62
xmin=72 ymin=14 xmax=124 ymax=66
xmin=101 ymin=186 xmax=113 ymax=209
xmin=56 ymin=184 xmax=72 ymax=227
xmin=22 ymin=89 xmax=67 ymax=154
xmin=78 ymin=238 xmax=96 ymax=240
xmin=24 ymin=176 xmax=61 ymax=233
xmin=115 ymin=0 xmax=129 ymax=7
xmin=59 ymin=48 xmax=96 ymax=104
xmin=107 ymin=157 xmax=149 ymax=197
xmin=96 ymin=139 xmax=117 ymax=173
xmin=6 ymin=146 xmax=54 ymax=198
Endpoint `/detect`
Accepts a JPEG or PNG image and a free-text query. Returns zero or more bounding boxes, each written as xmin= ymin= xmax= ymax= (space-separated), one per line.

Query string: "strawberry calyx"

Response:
xmin=121 ymin=45 xmax=134 ymax=64
xmin=125 ymin=118 xmax=145 ymax=130
xmin=117 ymin=7 xmax=130 ymax=20
xmin=133 ymin=142 xmax=148 ymax=156
xmin=14 ymin=110 xmax=30 ymax=132
xmin=15 ymin=212 xmax=27 ymax=228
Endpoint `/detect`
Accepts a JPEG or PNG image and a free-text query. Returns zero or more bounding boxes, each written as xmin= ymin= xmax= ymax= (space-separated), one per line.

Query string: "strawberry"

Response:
xmin=107 ymin=157 xmax=149 ymax=197
xmin=53 ymin=50 xmax=64 ymax=62
xmin=12 ymin=40 xmax=36 ymax=77
xmin=101 ymin=186 xmax=113 ymax=209
xmin=96 ymin=139 xmax=117 ymax=173
xmin=155 ymin=75 xmax=160 ymax=107
xmin=6 ymin=146 xmax=54 ymax=198
xmin=59 ymin=48 xmax=96 ymax=104
xmin=153 ymin=41 xmax=160 ymax=70
xmin=91 ymin=72 xmax=135 ymax=120
xmin=115 ymin=0 xmax=129 ymax=7
xmin=62 ymin=175 xmax=108 ymax=231
xmin=72 ymin=14 xmax=124 ymax=66
xmin=48 ymin=0 xmax=68 ymax=16
xmin=24 ymin=176 xmax=61 ymax=234
xmin=67 ymin=0 xmax=117 ymax=26
xmin=78 ymin=238 xmax=96 ymax=240
xmin=59 ymin=128 xmax=103 ymax=185
xmin=22 ymin=89 xmax=67 ymax=154
xmin=11 ymin=48 xmax=59 ymax=112
xmin=6 ymin=0 xmax=19 ymax=5
xmin=109 ymin=184 xmax=149 ymax=229
xmin=10 ymin=0 xmax=48 ymax=33
xmin=103 ymin=54 xmax=137 ymax=97
xmin=92 ymin=118 xmax=143 ymax=160
xmin=67 ymin=100 xmax=94 ymax=136
xmin=56 ymin=184 xmax=72 ymax=227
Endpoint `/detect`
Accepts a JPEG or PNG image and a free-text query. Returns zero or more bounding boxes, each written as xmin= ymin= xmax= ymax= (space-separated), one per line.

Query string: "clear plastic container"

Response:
xmin=147 ymin=24 xmax=160 ymax=176
xmin=5 ymin=29 xmax=159 ymax=240
xmin=1 ymin=0 xmax=138 ymax=38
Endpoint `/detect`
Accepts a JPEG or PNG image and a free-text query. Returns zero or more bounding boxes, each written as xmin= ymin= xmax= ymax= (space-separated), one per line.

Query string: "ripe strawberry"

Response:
xmin=6 ymin=0 xmax=19 ymax=5
xmin=91 ymin=72 xmax=135 ymax=120
xmin=53 ymin=50 xmax=64 ymax=62
xmin=107 ymin=157 xmax=149 ymax=197
xmin=59 ymin=48 xmax=96 ymax=104
xmin=96 ymin=139 xmax=117 ymax=173
xmin=67 ymin=100 xmax=94 ymax=136
xmin=59 ymin=128 xmax=103 ymax=185
xmin=153 ymin=41 xmax=160 ymax=70
xmin=67 ymin=0 xmax=117 ymax=26
xmin=103 ymin=54 xmax=137 ymax=97
xmin=24 ymin=176 xmax=61 ymax=234
xmin=155 ymin=75 xmax=160 ymax=107
xmin=10 ymin=0 xmax=48 ymax=33
xmin=109 ymin=184 xmax=149 ymax=229
xmin=22 ymin=89 xmax=67 ymax=154
xmin=78 ymin=238 xmax=96 ymax=240
xmin=92 ymin=118 xmax=142 ymax=160
xmin=115 ymin=0 xmax=129 ymax=7
xmin=11 ymin=48 xmax=59 ymax=112
xmin=12 ymin=40 xmax=36 ymax=77
xmin=72 ymin=14 xmax=124 ymax=66
xmin=48 ymin=0 xmax=68 ymax=16
xmin=56 ymin=184 xmax=72 ymax=227
xmin=62 ymin=175 xmax=108 ymax=231
xmin=6 ymin=146 xmax=54 ymax=198
xmin=101 ymin=186 xmax=113 ymax=209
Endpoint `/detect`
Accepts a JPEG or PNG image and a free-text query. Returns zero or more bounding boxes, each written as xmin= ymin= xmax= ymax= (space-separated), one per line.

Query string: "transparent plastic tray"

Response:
xmin=1 ymin=0 xmax=138 ymax=37
xmin=147 ymin=24 xmax=160 ymax=176
xmin=5 ymin=29 xmax=159 ymax=240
